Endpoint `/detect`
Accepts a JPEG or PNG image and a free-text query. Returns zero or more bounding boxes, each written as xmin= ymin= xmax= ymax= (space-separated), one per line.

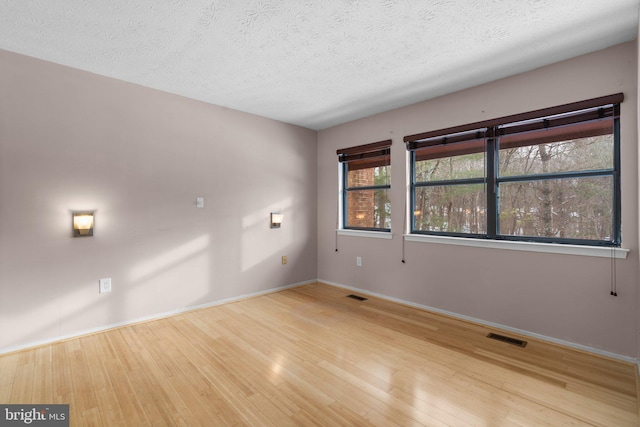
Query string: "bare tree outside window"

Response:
xmin=498 ymin=135 xmax=613 ymax=241
xmin=407 ymin=98 xmax=620 ymax=246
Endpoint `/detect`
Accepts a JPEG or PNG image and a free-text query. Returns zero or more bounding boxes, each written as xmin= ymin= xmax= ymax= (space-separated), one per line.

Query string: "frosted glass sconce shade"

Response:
xmin=73 ymin=212 xmax=94 ymax=237
xmin=270 ymin=213 xmax=284 ymax=228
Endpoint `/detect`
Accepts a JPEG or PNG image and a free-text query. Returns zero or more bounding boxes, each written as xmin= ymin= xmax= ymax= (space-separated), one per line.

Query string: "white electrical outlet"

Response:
xmin=196 ymin=197 xmax=204 ymax=208
xmin=356 ymin=256 xmax=362 ymax=267
xmin=99 ymin=278 xmax=112 ymax=293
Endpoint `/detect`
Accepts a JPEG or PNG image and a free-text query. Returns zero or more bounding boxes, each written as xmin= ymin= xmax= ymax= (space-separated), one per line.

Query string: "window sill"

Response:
xmin=403 ymin=234 xmax=628 ymax=259
xmin=338 ymin=229 xmax=393 ymax=239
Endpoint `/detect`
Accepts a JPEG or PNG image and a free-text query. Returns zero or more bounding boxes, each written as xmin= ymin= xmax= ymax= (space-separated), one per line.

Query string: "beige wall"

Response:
xmin=1 ymin=41 xmax=638 ymax=359
xmin=0 ymin=50 xmax=318 ymax=352
xmin=318 ymin=42 xmax=639 ymax=357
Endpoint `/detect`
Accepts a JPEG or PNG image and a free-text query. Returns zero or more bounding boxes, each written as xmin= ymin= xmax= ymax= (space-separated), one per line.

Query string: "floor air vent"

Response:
xmin=487 ymin=333 xmax=527 ymax=348
xmin=346 ymin=294 xmax=368 ymax=301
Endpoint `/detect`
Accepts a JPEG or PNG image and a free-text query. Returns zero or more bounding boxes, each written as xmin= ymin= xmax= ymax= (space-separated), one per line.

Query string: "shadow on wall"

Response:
xmin=0 ymin=232 xmax=212 ymax=350
xmin=0 ymin=196 xmax=309 ymax=352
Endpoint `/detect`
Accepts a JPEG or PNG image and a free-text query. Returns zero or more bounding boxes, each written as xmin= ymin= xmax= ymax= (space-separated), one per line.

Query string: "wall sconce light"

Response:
xmin=73 ymin=212 xmax=94 ymax=237
xmin=270 ymin=212 xmax=284 ymax=229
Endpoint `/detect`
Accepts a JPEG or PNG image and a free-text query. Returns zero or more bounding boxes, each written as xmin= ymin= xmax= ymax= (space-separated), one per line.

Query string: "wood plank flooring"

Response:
xmin=0 ymin=282 xmax=637 ymax=426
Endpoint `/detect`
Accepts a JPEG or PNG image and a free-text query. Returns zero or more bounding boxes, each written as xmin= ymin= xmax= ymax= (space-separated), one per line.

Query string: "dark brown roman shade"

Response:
xmin=497 ymin=105 xmax=618 ymax=150
xmin=405 ymin=93 xmax=623 ymax=161
xmin=410 ymin=129 xmax=486 ymax=162
xmin=337 ymin=139 xmax=392 ymax=171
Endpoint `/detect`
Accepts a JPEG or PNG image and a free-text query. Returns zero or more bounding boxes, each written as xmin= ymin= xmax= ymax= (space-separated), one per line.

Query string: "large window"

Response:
xmin=406 ymin=94 xmax=622 ymax=246
xmin=338 ymin=140 xmax=392 ymax=231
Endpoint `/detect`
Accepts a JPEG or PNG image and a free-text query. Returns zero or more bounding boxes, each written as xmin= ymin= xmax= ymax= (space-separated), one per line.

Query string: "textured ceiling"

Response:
xmin=0 ymin=1 xmax=638 ymax=130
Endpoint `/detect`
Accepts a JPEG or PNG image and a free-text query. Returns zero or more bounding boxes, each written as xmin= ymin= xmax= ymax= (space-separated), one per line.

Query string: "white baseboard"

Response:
xmin=318 ymin=279 xmax=638 ymax=365
xmin=0 ymin=279 xmax=315 ymax=355
xmin=4 ymin=277 xmax=637 ymax=368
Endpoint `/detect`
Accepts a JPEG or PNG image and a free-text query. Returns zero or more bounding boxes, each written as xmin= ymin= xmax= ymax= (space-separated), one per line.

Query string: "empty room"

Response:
xmin=1 ymin=1 xmax=640 ymax=426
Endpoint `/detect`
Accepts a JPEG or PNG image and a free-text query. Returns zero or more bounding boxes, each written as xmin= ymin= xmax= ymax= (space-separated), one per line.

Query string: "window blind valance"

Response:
xmin=405 ymin=94 xmax=622 ymax=163
xmin=404 ymin=93 xmax=624 ymax=146
xmin=496 ymin=105 xmax=618 ymax=151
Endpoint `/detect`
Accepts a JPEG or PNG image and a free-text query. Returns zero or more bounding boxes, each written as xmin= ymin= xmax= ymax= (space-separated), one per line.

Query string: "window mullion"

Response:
xmin=486 ymin=127 xmax=498 ymax=238
xmin=613 ymin=116 xmax=621 ymax=245
xmin=342 ymin=162 xmax=348 ymax=229
xmin=345 ymin=184 xmax=391 ymax=191
xmin=498 ymin=169 xmax=614 ymax=183
xmin=410 ymin=150 xmax=416 ymax=233
xmin=413 ymin=178 xmax=486 ymax=187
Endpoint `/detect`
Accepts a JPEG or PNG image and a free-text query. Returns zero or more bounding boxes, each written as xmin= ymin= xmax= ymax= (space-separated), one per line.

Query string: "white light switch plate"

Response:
xmin=196 ymin=197 xmax=204 ymax=208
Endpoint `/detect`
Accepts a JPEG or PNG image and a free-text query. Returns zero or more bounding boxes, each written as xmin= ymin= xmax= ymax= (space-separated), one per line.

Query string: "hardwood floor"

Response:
xmin=0 ymin=282 xmax=637 ymax=426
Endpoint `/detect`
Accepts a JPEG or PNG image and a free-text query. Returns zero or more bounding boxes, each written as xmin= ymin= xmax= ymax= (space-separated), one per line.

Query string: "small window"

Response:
xmin=406 ymin=94 xmax=622 ymax=246
xmin=338 ymin=140 xmax=392 ymax=231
